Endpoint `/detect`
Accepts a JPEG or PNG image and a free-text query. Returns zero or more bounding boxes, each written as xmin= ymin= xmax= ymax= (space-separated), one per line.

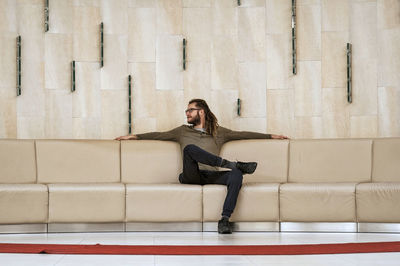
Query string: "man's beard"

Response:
xmin=188 ymin=113 xmax=201 ymax=126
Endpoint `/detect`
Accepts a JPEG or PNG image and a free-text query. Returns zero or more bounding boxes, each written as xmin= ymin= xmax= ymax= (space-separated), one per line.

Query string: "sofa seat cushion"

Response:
xmin=48 ymin=184 xmax=125 ymax=223
xmin=203 ymin=183 xmax=280 ymax=222
xmin=126 ymin=184 xmax=202 ymax=222
xmin=0 ymin=184 xmax=48 ymax=224
xmin=280 ymin=183 xmax=357 ymax=222
xmin=357 ymin=183 xmax=400 ymax=223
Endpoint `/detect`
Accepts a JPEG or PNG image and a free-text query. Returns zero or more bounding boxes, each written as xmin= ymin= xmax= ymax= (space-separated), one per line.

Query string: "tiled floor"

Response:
xmin=0 ymin=232 xmax=400 ymax=265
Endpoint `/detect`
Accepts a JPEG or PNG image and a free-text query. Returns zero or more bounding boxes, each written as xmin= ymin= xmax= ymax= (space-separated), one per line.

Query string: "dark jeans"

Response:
xmin=178 ymin=144 xmax=243 ymax=218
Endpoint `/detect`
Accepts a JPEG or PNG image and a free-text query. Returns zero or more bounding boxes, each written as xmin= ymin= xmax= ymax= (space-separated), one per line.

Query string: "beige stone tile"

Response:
xmin=0 ymin=89 xmax=17 ymax=138
xmin=183 ymin=8 xmax=211 ymax=37
xmin=213 ymin=0 xmax=237 ymax=8
xmin=239 ymin=0 xmax=265 ymax=7
xmin=72 ymin=117 xmax=102 ymax=139
xmin=183 ymin=0 xmax=211 ymax=7
xmin=322 ymin=114 xmax=350 ymax=138
xmin=294 ymin=61 xmax=322 ymax=116
xmin=377 ymin=0 xmax=400 ymax=30
xmin=322 ymin=0 xmax=350 ymax=32
xmin=232 ymin=117 xmax=267 ymax=132
xmin=0 ymin=33 xmax=17 ymax=87
xmin=322 ymin=32 xmax=349 ymax=88
xmin=378 ymin=86 xmax=400 ymax=137
xmin=45 ymin=34 xmax=73 ymax=89
xmin=45 ymin=89 xmax=73 ymax=139
xmin=211 ymin=35 xmax=238 ymax=90
xmin=101 ymin=90 xmax=128 ymax=139
xmin=72 ymin=62 xmax=101 ymax=118
xmin=100 ymin=34 xmax=128 ymax=90
xmin=267 ymin=89 xmax=295 ymax=137
xmin=183 ymin=62 xmax=211 ymax=104
xmin=238 ymin=7 xmax=266 ymax=62
xmin=350 ymin=115 xmax=378 ymax=138
xmin=132 ymin=117 xmax=157 ymax=134
xmin=157 ymin=0 xmax=182 ymax=8
xmin=210 ymin=89 xmax=239 ymax=129
xmin=378 ymin=28 xmax=400 ymax=87
xmin=73 ymin=6 xmax=101 ymax=61
xmin=156 ymin=35 xmax=184 ymax=91
xmin=17 ymin=116 xmax=46 ymax=139
xmin=156 ymin=6 xmax=182 ymax=35
xmin=350 ymin=1 xmax=377 ymax=59
xmin=0 ymin=0 xmax=17 ymax=33
xmin=155 ymin=90 xmax=185 ymax=131
xmin=266 ymin=0 xmax=291 ymax=34
xmin=266 ymin=33 xmax=293 ymax=89
xmin=295 ymin=116 xmax=323 ymax=139
xmin=16 ymin=86 xmax=46 ymax=117
xmin=185 ymin=36 xmax=211 ymax=62
xmin=128 ymin=7 xmax=156 ymax=62
xmin=128 ymin=0 xmax=156 ymax=7
xmin=212 ymin=3 xmax=237 ymax=36
xmin=297 ymin=0 xmax=321 ymax=5
xmin=72 ymin=0 xmax=100 ymax=6
xmin=101 ymin=0 xmax=128 ymax=35
xmin=48 ymin=0 xmax=73 ymax=34
xmin=17 ymin=0 xmax=45 ymax=4
xmin=322 ymin=87 xmax=351 ymax=116
xmin=128 ymin=62 xmax=157 ymax=118
xmin=238 ymin=62 xmax=266 ymax=117
xmin=17 ymin=4 xmax=43 ymax=36
xmin=296 ymin=4 xmax=321 ymax=60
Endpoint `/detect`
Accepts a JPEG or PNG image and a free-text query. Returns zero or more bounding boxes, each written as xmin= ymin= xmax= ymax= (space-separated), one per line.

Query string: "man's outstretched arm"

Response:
xmin=220 ymin=127 xmax=289 ymax=143
xmin=115 ymin=126 xmax=182 ymax=142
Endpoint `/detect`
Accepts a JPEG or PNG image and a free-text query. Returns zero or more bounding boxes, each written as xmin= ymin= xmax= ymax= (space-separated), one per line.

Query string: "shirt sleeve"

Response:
xmin=221 ymin=127 xmax=271 ymax=143
xmin=135 ymin=126 xmax=182 ymax=142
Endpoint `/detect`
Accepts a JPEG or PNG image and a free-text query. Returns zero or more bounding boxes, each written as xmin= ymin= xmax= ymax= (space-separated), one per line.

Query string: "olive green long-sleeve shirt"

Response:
xmin=136 ymin=125 xmax=271 ymax=170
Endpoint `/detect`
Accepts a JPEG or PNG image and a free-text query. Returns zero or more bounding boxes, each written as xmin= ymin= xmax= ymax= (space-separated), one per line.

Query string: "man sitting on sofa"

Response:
xmin=115 ymin=99 xmax=288 ymax=234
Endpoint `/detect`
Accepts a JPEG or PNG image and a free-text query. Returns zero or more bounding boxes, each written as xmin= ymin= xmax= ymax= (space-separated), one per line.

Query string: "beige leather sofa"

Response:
xmin=0 ymin=138 xmax=399 ymax=233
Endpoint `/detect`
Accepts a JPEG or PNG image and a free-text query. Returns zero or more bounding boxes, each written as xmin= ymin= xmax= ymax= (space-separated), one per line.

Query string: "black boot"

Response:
xmin=218 ymin=217 xmax=232 ymax=234
xmin=236 ymin=161 xmax=257 ymax=174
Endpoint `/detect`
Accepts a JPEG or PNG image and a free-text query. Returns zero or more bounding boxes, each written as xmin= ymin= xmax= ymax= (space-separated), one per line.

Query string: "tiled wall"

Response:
xmin=0 ymin=0 xmax=399 ymax=139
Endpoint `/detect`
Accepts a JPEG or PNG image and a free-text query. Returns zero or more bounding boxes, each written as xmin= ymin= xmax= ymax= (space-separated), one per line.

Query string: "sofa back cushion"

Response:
xmin=372 ymin=138 xmax=400 ymax=182
xmin=121 ymin=140 xmax=182 ymax=184
xmin=289 ymin=139 xmax=372 ymax=183
xmin=36 ymin=140 xmax=120 ymax=183
xmin=0 ymin=140 xmax=36 ymax=183
xmin=220 ymin=140 xmax=289 ymax=183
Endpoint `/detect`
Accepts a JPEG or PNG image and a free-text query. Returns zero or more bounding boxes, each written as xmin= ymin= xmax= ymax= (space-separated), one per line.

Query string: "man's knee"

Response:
xmin=183 ymin=144 xmax=198 ymax=154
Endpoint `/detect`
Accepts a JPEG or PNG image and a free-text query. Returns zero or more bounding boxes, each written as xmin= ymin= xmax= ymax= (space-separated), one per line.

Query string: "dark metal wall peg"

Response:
xmin=128 ymin=75 xmax=132 ymax=134
xmin=100 ymin=22 xmax=104 ymax=67
xmin=16 ymin=36 xmax=21 ymax=96
xmin=347 ymin=43 xmax=352 ymax=103
xmin=183 ymin=38 xmax=187 ymax=71
xmin=237 ymin=98 xmax=241 ymax=116
xmin=71 ymin=61 xmax=76 ymax=92
xmin=44 ymin=0 xmax=49 ymax=32
xmin=238 ymin=0 xmax=241 ymax=6
xmin=292 ymin=0 xmax=297 ymax=75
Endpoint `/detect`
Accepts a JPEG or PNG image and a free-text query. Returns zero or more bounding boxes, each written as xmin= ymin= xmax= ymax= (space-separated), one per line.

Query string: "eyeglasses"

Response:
xmin=185 ymin=108 xmax=201 ymax=113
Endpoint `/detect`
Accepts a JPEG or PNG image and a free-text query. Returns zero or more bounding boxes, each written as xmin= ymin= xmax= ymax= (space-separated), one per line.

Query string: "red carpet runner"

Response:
xmin=1 ymin=242 xmax=400 ymax=255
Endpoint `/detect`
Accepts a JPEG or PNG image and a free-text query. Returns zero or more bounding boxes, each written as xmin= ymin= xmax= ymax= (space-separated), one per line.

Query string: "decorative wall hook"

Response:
xmin=16 ymin=36 xmax=21 ymax=96
xmin=100 ymin=22 xmax=104 ymax=67
xmin=44 ymin=0 xmax=49 ymax=32
xmin=237 ymin=98 xmax=241 ymax=116
xmin=183 ymin=38 xmax=187 ymax=71
xmin=291 ymin=0 xmax=297 ymax=75
xmin=128 ymin=75 xmax=132 ymax=134
xmin=347 ymin=43 xmax=352 ymax=103
xmin=238 ymin=0 xmax=241 ymax=6
xmin=71 ymin=61 xmax=76 ymax=92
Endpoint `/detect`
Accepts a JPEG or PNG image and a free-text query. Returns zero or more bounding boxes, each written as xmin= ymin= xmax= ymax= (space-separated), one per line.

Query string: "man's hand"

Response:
xmin=115 ymin=135 xmax=138 ymax=141
xmin=271 ymin=134 xmax=290 ymax=140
